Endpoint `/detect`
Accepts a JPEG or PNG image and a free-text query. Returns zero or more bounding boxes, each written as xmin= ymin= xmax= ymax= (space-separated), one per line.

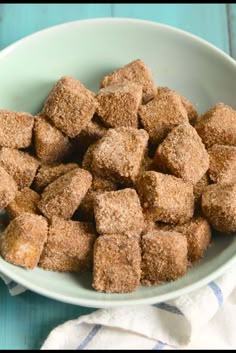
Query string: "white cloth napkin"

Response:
xmin=1 ymin=265 xmax=236 ymax=350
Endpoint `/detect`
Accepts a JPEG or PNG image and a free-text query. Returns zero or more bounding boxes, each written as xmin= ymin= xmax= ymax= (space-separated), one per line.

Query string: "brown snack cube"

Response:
xmin=136 ymin=171 xmax=194 ymax=224
xmin=82 ymin=143 xmax=98 ymax=171
xmin=96 ymin=83 xmax=142 ymax=128
xmin=38 ymin=168 xmax=92 ymax=220
xmin=195 ymin=103 xmax=236 ymax=148
xmin=0 ymin=214 xmax=48 ymax=269
xmin=0 ymin=148 xmax=39 ymax=189
xmin=100 ymin=59 xmax=156 ymax=103
xmin=78 ymin=176 xmax=117 ymax=221
xmin=201 ymin=182 xmax=236 ymax=233
xmin=91 ymin=127 xmax=148 ymax=183
xmin=75 ymin=117 xmax=107 ymax=155
xmin=94 ymin=188 xmax=144 ymax=236
xmin=34 ymin=163 xmax=78 ymax=192
xmin=34 ymin=115 xmax=72 ymax=164
xmin=39 ymin=217 xmax=97 ymax=272
xmin=193 ymin=173 xmax=210 ymax=207
xmin=6 ymin=187 xmax=40 ymax=219
xmin=141 ymin=230 xmax=188 ymax=285
xmin=0 ymin=167 xmax=18 ymax=210
xmin=174 ymin=217 xmax=212 ymax=264
xmin=139 ymin=90 xmax=188 ymax=144
xmin=154 ymin=123 xmax=209 ymax=184
xmin=208 ymin=144 xmax=236 ymax=184
xmin=157 ymin=86 xmax=198 ymax=125
xmin=93 ymin=234 xmax=141 ymax=293
xmin=43 ymin=76 xmax=97 ymax=138
xmin=0 ymin=110 xmax=34 ymax=148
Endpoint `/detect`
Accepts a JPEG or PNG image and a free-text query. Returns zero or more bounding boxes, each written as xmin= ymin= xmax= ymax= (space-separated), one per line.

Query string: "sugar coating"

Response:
xmin=0 ymin=167 xmax=18 ymax=211
xmin=93 ymin=234 xmax=141 ymax=293
xmin=34 ymin=163 xmax=78 ymax=192
xmin=173 ymin=217 xmax=211 ymax=264
xmin=39 ymin=217 xmax=97 ymax=272
xmin=76 ymin=117 xmax=107 ymax=155
xmin=100 ymin=59 xmax=156 ymax=103
xmin=94 ymin=188 xmax=144 ymax=236
xmin=82 ymin=143 xmax=98 ymax=171
xmin=0 ymin=148 xmax=39 ymax=189
xmin=0 ymin=214 xmax=48 ymax=269
xmin=34 ymin=115 xmax=72 ymax=164
xmin=96 ymin=83 xmax=142 ymax=128
xmin=38 ymin=168 xmax=92 ymax=220
xmin=208 ymin=144 xmax=236 ymax=184
xmin=193 ymin=173 xmax=210 ymax=207
xmin=43 ymin=76 xmax=97 ymax=138
xmin=195 ymin=103 xmax=236 ymax=148
xmin=157 ymin=86 xmax=198 ymax=125
xmin=6 ymin=187 xmax=40 ymax=219
xmin=91 ymin=127 xmax=149 ymax=183
xmin=154 ymin=123 xmax=209 ymax=184
xmin=202 ymin=183 xmax=236 ymax=233
xmin=0 ymin=110 xmax=34 ymax=148
xmin=139 ymin=90 xmax=188 ymax=144
xmin=136 ymin=171 xmax=194 ymax=224
xmin=78 ymin=176 xmax=117 ymax=221
xmin=141 ymin=230 xmax=188 ymax=285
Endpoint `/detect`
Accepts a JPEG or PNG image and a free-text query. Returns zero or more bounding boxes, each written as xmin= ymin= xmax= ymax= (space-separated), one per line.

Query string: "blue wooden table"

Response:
xmin=0 ymin=4 xmax=235 ymax=349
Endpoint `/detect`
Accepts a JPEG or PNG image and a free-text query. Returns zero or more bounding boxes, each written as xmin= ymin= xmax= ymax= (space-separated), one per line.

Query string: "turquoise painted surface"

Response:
xmin=0 ymin=4 xmax=235 ymax=349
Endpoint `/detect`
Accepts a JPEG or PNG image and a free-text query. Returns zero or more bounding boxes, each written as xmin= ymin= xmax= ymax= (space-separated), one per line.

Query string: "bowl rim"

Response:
xmin=0 ymin=17 xmax=236 ymax=307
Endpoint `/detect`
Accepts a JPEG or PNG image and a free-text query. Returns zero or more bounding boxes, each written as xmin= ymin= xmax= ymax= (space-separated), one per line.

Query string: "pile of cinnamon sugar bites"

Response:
xmin=0 ymin=59 xmax=236 ymax=293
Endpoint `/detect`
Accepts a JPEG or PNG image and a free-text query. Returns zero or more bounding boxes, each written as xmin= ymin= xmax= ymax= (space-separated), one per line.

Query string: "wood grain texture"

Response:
xmin=0 ymin=3 xmax=233 ymax=349
xmin=0 ymin=280 xmax=96 ymax=349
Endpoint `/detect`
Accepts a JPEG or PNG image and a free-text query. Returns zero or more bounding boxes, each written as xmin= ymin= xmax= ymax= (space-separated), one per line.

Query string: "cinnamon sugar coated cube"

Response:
xmin=0 ymin=214 xmax=48 ymax=269
xmin=0 ymin=167 xmax=18 ymax=210
xmin=173 ymin=217 xmax=212 ymax=264
xmin=38 ymin=168 xmax=92 ymax=220
xmin=34 ymin=115 xmax=72 ymax=164
xmin=34 ymin=163 xmax=78 ymax=192
xmin=136 ymin=171 xmax=194 ymax=224
xmin=141 ymin=230 xmax=188 ymax=285
xmin=78 ymin=176 xmax=117 ymax=221
xmin=139 ymin=90 xmax=188 ymax=144
xmin=43 ymin=76 xmax=97 ymax=138
xmin=0 ymin=148 xmax=39 ymax=189
xmin=195 ymin=103 xmax=236 ymax=148
xmin=75 ymin=117 xmax=107 ymax=155
xmin=96 ymin=83 xmax=142 ymax=128
xmin=39 ymin=217 xmax=97 ymax=272
xmin=82 ymin=143 xmax=98 ymax=171
xmin=94 ymin=188 xmax=144 ymax=236
xmin=201 ymin=183 xmax=236 ymax=233
xmin=154 ymin=123 xmax=209 ymax=184
xmin=91 ymin=127 xmax=148 ymax=183
xmin=93 ymin=234 xmax=141 ymax=293
xmin=0 ymin=110 xmax=34 ymax=148
xmin=100 ymin=59 xmax=156 ymax=103
xmin=157 ymin=87 xmax=198 ymax=125
xmin=208 ymin=145 xmax=236 ymax=184
xmin=6 ymin=187 xmax=40 ymax=219
xmin=193 ymin=173 xmax=210 ymax=206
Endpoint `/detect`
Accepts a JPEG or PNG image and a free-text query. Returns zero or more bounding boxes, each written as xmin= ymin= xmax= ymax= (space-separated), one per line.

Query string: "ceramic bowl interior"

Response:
xmin=0 ymin=18 xmax=235 ymax=307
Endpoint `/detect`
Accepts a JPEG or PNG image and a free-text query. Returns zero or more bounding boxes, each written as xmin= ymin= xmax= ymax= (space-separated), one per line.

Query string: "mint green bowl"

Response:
xmin=0 ymin=18 xmax=235 ymax=307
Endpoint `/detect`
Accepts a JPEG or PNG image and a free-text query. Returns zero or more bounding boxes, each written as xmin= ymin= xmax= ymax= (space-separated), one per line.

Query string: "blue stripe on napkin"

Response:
xmin=153 ymin=302 xmax=183 ymax=315
xmin=208 ymin=281 xmax=224 ymax=306
xmin=77 ymin=324 xmax=102 ymax=350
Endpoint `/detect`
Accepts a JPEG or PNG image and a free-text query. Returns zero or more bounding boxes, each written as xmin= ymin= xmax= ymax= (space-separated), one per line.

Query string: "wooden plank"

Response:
xmin=0 ymin=4 xmax=112 ymax=49
xmin=0 ymin=280 xmax=96 ymax=349
xmin=227 ymin=4 xmax=236 ymax=58
xmin=113 ymin=4 xmax=230 ymax=53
